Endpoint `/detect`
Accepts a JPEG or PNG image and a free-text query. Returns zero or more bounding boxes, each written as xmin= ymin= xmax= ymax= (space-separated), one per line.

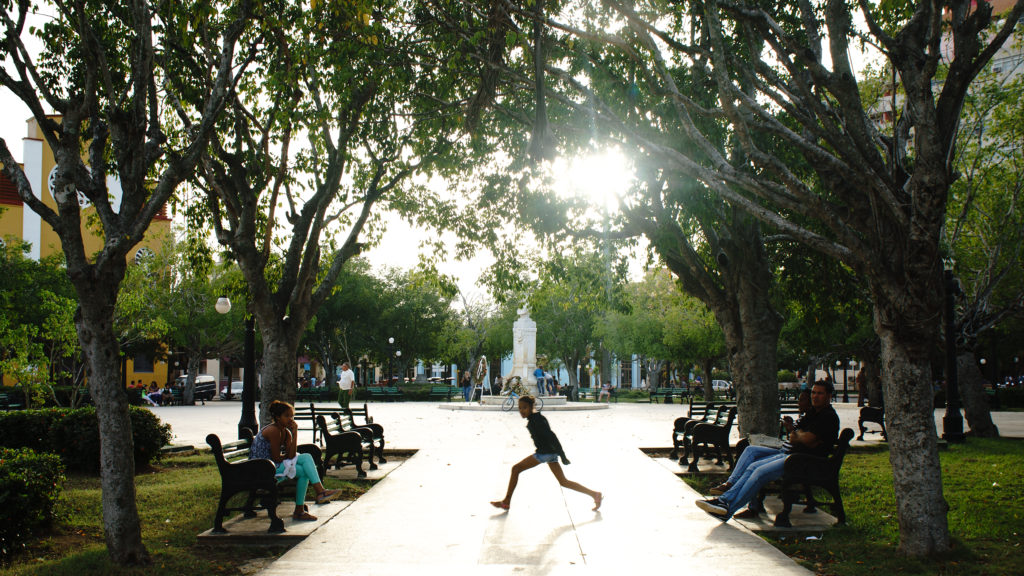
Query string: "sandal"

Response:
xmin=315 ymin=489 xmax=341 ymax=505
xmin=490 ymin=501 xmax=510 ymax=510
xmin=292 ymin=511 xmax=318 ymax=521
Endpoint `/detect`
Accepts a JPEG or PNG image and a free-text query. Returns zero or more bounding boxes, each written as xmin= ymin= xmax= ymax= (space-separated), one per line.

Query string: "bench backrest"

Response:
xmin=207 ymin=431 xmax=255 ymax=471
xmin=316 ymin=414 xmax=343 ymax=438
xmin=827 ymin=428 xmax=855 ymax=473
xmin=347 ymin=403 xmax=372 ymax=425
xmin=686 ymin=399 xmax=714 ymax=419
xmin=333 ymin=411 xmax=360 ymax=431
xmin=711 ymin=405 xmax=734 ymax=427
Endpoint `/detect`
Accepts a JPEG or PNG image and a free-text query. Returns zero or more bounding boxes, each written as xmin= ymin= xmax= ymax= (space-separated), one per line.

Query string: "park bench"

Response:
xmin=168 ymin=388 xmax=185 ymax=406
xmin=347 ymin=403 xmax=373 ymax=425
xmin=429 ymin=386 xmax=455 ymax=401
xmin=670 ymin=400 xmax=719 ymax=459
xmin=326 ymin=411 xmax=386 ymax=468
xmin=205 ymin=431 xmax=325 ymax=534
xmin=316 ymin=414 xmax=371 ymax=477
xmin=292 ymin=403 xmax=320 ymax=444
xmin=0 ymin=392 xmax=23 ymax=410
xmin=651 ymin=387 xmax=688 ymax=404
xmin=748 ymin=428 xmax=855 ymax=527
xmin=577 ymin=386 xmax=617 ymax=402
xmin=776 ymin=401 xmax=804 ymax=436
xmin=367 ymin=386 xmax=404 ymax=402
xmin=682 ymin=405 xmax=738 ymax=471
xmin=857 ymin=406 xmax=887 ymax=441
xmin=296 ymin=387 xmax=326 ymax=403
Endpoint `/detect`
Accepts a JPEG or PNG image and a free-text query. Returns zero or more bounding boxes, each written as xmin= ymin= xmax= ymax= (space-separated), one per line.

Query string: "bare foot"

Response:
xmin=490 ymin=500 xmax=510 ymax=510
xmin=593 ymin=492 xmax=603 ymax=511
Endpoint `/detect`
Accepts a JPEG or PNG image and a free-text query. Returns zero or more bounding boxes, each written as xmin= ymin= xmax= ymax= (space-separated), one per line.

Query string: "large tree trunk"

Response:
xmin=862 ymin=356 xmax=884 ymax=408
xmin=76 ymin=278 xmax=149 ymax=565
xmin=644 ymin=359 xmax=662 ymax=389
xmin=875 ymin=301 xmax=950 ymax=556
xmin=724 ymin=319 xmax=778 ymax=432
xmin=700 ymin=358 xmax=714 ymax=399
xmin=957 ymin=351 xmax=999 ymax=437
xmin=259 ymin=333 xmax=302 ymax=425
xmin=709 ymin=221 xmax=782 ymax=436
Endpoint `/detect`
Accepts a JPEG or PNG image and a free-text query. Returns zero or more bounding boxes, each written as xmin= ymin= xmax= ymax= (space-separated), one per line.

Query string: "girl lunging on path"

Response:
xmin=491 ymin=395 xmax=602 ymax=511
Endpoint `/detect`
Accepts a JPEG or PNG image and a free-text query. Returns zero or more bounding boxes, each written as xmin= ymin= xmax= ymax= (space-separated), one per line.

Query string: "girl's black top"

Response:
xmin=526 ymin=412 xmax=568 ymax=462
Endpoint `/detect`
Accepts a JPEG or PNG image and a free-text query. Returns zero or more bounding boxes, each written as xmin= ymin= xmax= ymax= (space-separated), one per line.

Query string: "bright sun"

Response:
xmin=552 ymin=148 xmax=635 ymax=213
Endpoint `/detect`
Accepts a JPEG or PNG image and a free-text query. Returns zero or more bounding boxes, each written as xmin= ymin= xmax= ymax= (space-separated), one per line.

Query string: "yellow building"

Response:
xmin=1 ymin=116 xmax=173 ymax=387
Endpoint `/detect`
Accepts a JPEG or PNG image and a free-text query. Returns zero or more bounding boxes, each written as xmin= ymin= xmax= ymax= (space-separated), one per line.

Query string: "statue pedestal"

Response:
xmin=480 ymin=395 xmax=567 ymax=406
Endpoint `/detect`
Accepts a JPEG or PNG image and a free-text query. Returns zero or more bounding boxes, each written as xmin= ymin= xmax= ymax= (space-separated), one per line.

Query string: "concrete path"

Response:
xmin=152 ymin=400 xmax=1024 ymax=576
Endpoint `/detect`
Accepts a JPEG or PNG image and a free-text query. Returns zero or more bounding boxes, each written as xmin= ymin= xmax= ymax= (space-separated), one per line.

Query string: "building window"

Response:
xmin=134 ymin=353 xmax=155 ymax=373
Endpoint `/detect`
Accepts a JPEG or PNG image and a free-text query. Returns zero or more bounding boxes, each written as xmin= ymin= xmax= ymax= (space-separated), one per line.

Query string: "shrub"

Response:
xmin=0 ymin=407 xmax=171 ymax=473
xmin=777 ymin=370 xmax=797 ymax=383
xmin=615 ymin=389 xmax=651 ymax=400
xmin=0 ymin=447 xmax=65 ymax=556
xmin=992 ymin=388 xmax=1024 ymax=409
xmin=0 ymin=409 xmax=64 ymax=452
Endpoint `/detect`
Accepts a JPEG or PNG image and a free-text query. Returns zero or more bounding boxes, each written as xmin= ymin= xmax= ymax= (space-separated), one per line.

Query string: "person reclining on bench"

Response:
xmin=251 ymin=400 xmax=341 ymax=521
xmin=695 ymin=381 xmax=838 ymax=521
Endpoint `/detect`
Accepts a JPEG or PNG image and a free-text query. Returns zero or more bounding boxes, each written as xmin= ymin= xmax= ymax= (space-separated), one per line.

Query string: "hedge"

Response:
xmin=0 ymin=447 xmax=65 ymax=556
xmin=0 ymin=407 xmax=171 ymax=473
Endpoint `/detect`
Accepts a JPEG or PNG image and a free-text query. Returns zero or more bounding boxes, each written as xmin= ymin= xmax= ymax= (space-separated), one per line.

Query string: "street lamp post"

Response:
xmin=942 ymin=265 xmax=965 ymax=443
xmin=850 ymin=360 xmax=858 ymax=405
xmin=837 ymin=360 xmax=848 ymax=403
xmin=216 ymin=297 xmax=258 ymax=439
xmin=387 ymin=337 xmax=395 ymax=384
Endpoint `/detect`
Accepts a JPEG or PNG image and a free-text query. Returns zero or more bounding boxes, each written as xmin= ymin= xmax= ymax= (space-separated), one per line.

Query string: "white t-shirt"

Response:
xmin=339 ymin=368 xmax=355 ymax=391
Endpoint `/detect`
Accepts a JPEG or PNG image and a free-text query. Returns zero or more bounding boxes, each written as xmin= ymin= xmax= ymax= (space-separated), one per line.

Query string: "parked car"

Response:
xmin=220 ymin=380 xmax=245 ymax=400
xmin=175 ymin=374 xmax=217 ymax=402
xmin=712 ymin=379 xmax=732 ymax=391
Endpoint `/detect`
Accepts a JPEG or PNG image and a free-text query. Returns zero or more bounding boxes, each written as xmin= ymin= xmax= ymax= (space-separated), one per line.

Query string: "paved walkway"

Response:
xmin=153 ymin=401 xmax=1024 ymax=575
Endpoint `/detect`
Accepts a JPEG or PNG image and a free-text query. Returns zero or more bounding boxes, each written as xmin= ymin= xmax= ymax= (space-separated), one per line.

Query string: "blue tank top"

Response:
xmin=250 ymin=427 xmax=273 ymax=460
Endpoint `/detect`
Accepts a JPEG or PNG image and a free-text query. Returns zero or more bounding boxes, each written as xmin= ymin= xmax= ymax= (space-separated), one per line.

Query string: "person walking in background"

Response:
xmin=491 ymin=395 xmax=602 ymax=512
xmin=460 ymin=370 xmax=472 ymax=402
xmin=337 ymin=362 xmax=355 ymax=414
xmin=534 ymin=366 xmax=546 ymax=396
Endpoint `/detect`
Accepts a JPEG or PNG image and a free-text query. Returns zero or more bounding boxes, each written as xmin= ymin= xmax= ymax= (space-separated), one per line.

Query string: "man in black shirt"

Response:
xmin=491 ymin=395 xmax=602 ymax=511
xmin=696 ymin=380 xmax=840 ymax=520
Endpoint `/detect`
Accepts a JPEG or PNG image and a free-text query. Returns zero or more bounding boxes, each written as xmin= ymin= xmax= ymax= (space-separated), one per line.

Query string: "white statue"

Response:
xmin=510 ymin=305 xmax=537 ymax=383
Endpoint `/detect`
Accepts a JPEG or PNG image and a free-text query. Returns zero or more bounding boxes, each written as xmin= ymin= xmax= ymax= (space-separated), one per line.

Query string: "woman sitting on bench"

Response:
xmin=251 ymin=400 xmax=341 ymax=521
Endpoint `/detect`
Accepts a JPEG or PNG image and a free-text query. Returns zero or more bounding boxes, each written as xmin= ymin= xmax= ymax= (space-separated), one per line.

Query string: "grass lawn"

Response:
xmin=684 ymin=437 xmax=1024 ymax=575
xmin=0 ymin=452 xmax=376 ymax=576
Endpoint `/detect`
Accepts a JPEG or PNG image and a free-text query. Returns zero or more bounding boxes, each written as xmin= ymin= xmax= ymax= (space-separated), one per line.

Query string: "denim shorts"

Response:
xmin=533 ymin=453 xmax=559 ymax=464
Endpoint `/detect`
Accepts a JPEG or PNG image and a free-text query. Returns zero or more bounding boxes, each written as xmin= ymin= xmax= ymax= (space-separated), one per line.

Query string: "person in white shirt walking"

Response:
xmin=337 ymin=362 xmax=355 ymax=414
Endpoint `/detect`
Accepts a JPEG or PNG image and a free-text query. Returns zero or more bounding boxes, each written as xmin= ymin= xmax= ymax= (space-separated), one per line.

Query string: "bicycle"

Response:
xmin=501 ymin=378 xmax=544 ymax=412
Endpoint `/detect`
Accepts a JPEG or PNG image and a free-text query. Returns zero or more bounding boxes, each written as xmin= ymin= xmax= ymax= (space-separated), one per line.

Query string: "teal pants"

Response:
xmin=276 ymin=452 xmax=321 ymax=505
